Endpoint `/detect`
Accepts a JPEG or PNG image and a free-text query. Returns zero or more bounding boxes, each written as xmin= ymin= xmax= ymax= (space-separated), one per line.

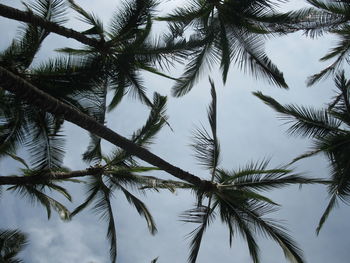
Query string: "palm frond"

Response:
xmin=218 ymin=194 xmax=304 ymax=263
xmin=126 ymin=70 xmax=152 ymax=106
xmin=108 ymin=0 xmax=157 ymax=41
xmin=216 ymin=162 xmax=321 ymax=191
xmin=135 ymin=92 xmax=168 ymax=145
xmin=9 ymin=183 xmax=70 ymax=220
xmin=307 ymin=0 xmax=349 ymax=16
xmin=256 ymin=219 xmax=304 ymax=263
xmin=5 ymin=0 xmax=68 ymax=69
xmin=191 ymin=126 xmax=217 ymax=170
xmin=0 ymin=95 xmax=27 ymax=158
xmin=26 ymin=0 xmax=67 ymax=25
xmin=172 ymin=32 xmax=217 ymax=97
xmin=217 ymin=18 xmax=232 ymax=84
xmin=214 ymin=197 xmax=261 ymax=262
xmin=158 ymin=1 xmax=212 ymax=34
xmin=45 ymin=182 xmax=72 ymax=201
xmin=191 ymin=78 xmax=220 ymax=173
xmin=230 ymin=30 xmax=287 ymax=88
xmin=0 ymin=229 xmax=28 ymax=263
xmin=289 ymin=149 xmax=323 ymax=164
xmin=70 ymin=179 xmax=100 ymax=217
xmin=254 ymin=91 xmax=343 ymax=138
xmin=2 ymin=151 xmax=29 ymax=169
xmin=181 ymin=203 xmax=217 ymax=263
xmin=307 ymin=27 xmax=350 ymax=86
xmin=92 ymin=179 xmax=117 ymax=263
xmin=116 ymin=183 xmax=157 ymax=234
xmin=82 ymin=134 xmax=103 ymax=163
xmin=316 ymin=194 xmax=338 ymax=235
xmin=25 ymin=111 xmax=65 ymax=170
xmin=330 ymin=71 xmax=350 ymax=124
xmin=68 ymin=0 xmax=104 ymax=39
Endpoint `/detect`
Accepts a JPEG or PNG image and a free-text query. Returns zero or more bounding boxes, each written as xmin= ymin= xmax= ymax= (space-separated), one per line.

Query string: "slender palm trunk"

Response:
xmin=0 ymin=167 xmax=193 ymax=188
xmin=0 ymin=167 xmax=104 ymax=185
xmin=0 ymin=4 xmax=100 ymax=48
xmin=0 ymin=66 xmax=205 ymax=187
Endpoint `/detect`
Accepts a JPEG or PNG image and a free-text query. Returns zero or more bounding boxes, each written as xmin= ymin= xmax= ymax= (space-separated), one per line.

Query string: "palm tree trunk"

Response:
xmin=0 ymin=66 xmax=205 ymax=187
xmin=0 ymin=3 xmax=100 ymax=48
xmin=0 ymin=167 xmax=192 ymax=188
xmin=0 ymin=167 xmax=104 ymax=185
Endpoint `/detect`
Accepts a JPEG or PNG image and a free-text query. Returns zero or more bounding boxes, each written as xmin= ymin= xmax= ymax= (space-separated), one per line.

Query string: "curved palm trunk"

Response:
xmin=0 ymin=4 xmax=100 ymax=48
xmin=0 ymin=66 xmax=204 ymax=187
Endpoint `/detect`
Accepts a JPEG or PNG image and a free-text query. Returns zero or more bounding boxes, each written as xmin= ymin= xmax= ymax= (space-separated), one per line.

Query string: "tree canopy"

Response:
xmin=0 ymin=0 xmax=349 ymax=262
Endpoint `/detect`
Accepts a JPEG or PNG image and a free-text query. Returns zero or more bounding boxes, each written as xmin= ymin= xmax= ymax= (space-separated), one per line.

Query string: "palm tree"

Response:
xmin=0 ymin=0 xmax=69 ymax=171
xmin=0 ymin=1 xmax=322 ymax=262
xmin=158 ymin=0 xmax=290 ymax=96
xmin=0 ymin=0 xmax=206 ymax=174
xmin=1 ymin=79 xmax=192 ymax=262
xmin=0 ymin=0 xmax=206 ymax=186
xmin=0 ymin=229 xmax=27 ymax=263
xmin=254 ymin=71 xmax=350 ymax=234
xmin=0 ymin=2 xmax=201 ymax=260
xmin=181 ymin=79 xmax=319 ymax=263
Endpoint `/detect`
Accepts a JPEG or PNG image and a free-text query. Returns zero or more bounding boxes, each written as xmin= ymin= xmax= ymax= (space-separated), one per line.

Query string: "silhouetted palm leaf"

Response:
xmin=8 ymin=174 xmax=71 ymax=220
xmin=160 ymin=0 xmax=288 ymax=96
xmin=183 ymin=79 xmax=309 ymax=262
xmin=255 ymin=71 xmax=350 ymax=233
xmin=0 ymin=229 xmax=27 ymax=263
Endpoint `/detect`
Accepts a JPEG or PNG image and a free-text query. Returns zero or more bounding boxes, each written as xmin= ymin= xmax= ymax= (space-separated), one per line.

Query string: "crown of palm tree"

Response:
xmin=181 ymin=79 xmax=321 ymax=263
xmin=254 ymin=70 xmax=350 ymax=234
xmin=158 ymin=0 xmax=290 ymax=97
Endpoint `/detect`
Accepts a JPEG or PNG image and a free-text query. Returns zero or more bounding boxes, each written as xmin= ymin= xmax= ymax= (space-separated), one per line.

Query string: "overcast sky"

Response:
xmin=1 ymin=0 xmax=350 ymax=262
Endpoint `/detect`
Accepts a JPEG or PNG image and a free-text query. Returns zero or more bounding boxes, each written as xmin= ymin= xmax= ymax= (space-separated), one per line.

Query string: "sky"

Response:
xmin=1 ymin=0 xmax=350 ymax=262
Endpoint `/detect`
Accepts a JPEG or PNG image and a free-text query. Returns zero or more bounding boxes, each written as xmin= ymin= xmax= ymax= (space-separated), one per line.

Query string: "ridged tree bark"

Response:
xmin=0 ymin=66 xmax=208 ymax=188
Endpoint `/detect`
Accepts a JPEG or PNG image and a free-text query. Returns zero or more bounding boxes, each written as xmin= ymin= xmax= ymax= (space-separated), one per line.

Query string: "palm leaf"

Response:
xmin=3 ymin=151 xmax=29 ymax=169
xmin=0 ymin=229 xmax=28 ymax=263
xmin=181 ymin=203 xmax=217 ymax=263
xmin=316 ymin=194 xmax=338 ymax=235
xmin=9 ymin=184 xmax=70 ymax=220
xmin=229 ymin=30 xmax=287 ymax=88
xmin=25 ymin=111 xmax=65 ymax=170
xmin=116 ymin=183 xmax=157 ymax=234
xmin=191 ymin=78 xmax=220 ymax=173
xmin=68 ymin=0 xmax=104 ymax=38
xmin=92 ymin=178 xmax=117 ymax=263
xmin=70 ymin=179 xmax=100 ymax=217
xmin=254 ymin=91 xmax=343 ymax=138
xmin=214 ymin=197 xmax=261 ymax=262
xmin=217 ymin=16 xmax=231 ymax=83
xmin=131 ymin=92 xmax=168 ymax=146
xmin=217 ymin=167 xmax=321 ymax=192
xmin=172 ymin=32 xmax=217 ymax=97
xmin=108 ymin=0 xmax=157 ymax=41
xmin=26 ymin=0 xmax=67 ymax=25
xmin=10 ymin=0 xmax=68 ymax=68
xmin=218 ymin=194 xmax=304 ymax=263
